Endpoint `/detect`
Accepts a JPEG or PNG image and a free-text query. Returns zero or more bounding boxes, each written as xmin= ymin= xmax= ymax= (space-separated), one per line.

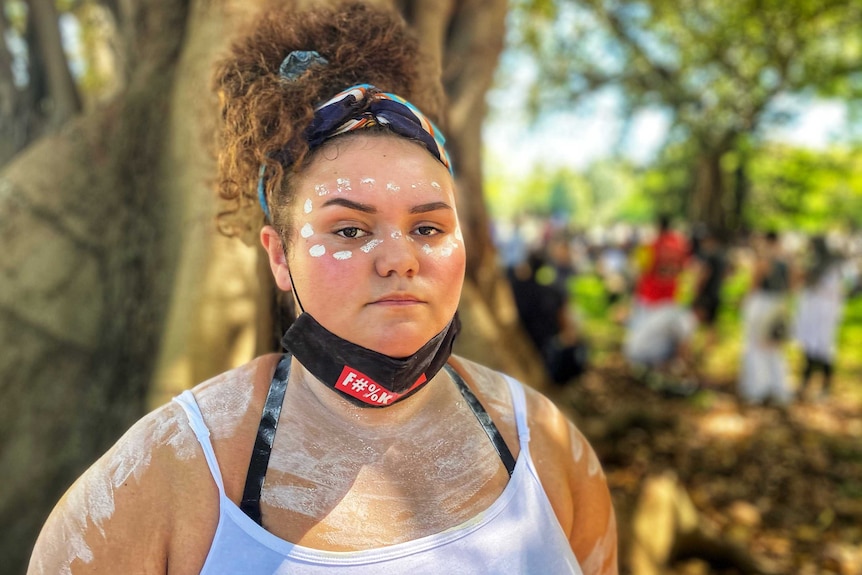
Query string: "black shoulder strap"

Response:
xmin=444 ymin=364 xmax=516 ymax=477
xmin=240 ymin=353 xmax=292 ymax=525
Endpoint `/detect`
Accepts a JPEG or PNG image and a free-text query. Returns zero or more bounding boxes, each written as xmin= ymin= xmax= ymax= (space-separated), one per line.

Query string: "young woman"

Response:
xmin=27 ymin=3 xmax=617 ymax=574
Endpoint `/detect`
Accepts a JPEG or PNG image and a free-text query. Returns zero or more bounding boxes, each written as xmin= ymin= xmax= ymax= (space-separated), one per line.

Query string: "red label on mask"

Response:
xmin=335 ymin=366 xmax=427 ymax=406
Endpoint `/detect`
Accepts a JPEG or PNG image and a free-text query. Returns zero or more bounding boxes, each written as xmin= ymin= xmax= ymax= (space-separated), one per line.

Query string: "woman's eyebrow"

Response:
xmin=321 ymin=197 xmax=376 ymax=213
xmin=320 ymin=198 xmax=452 ymax=215
xmin=410 ymin=201 xmax=452 ymax=214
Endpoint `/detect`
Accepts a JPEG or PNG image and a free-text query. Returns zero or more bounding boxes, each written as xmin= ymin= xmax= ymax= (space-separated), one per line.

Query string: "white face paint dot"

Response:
xmin=333 ymin=251 xmax=353 ymax=260
xmin=304 ymin=199 xmax=313 ymax=214
xmin=315 ymin=184 xmax=329 ymax=196
xmin=336 ymin=178 xmax=351 ymax=192
xmin=440 ymin=246 xmax=453 ymax=257
xmin=309 ymin=245 xmax=326 ymax=257
xmin=300 ymin=223 xmax=314 ymax=238
xmin=360 ymin=177 xmax=375 ymax=186
xmin=422 ymin=244 xmax=433 ymax=255
xmin=431 ymin=181 xmax=441 ymax=190
xmin=391 ymin=230 xmax=403 ymax=239
xmin=361 ymin=239 xmax=383 ymax=253
xmin=386 ymin=182 xmax=400 ymax=192
xmin=455 ymin=226 xmax=464 ymax=242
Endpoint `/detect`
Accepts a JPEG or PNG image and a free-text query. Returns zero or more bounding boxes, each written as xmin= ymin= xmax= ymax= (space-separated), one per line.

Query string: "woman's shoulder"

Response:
xmin=450 ymin=354 xmax=584 ymax=440
xmin=28 ymin=390 xmax=216 ymax=573
xmin=449 ymin=355 xmax=599 ymax=467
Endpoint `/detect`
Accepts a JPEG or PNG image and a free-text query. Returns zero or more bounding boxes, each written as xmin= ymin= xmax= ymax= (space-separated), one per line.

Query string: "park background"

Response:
xmin=1 ymin=0 xmax=861 ymax=574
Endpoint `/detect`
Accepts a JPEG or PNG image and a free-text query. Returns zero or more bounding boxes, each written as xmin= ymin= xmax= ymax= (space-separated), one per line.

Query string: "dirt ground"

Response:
xmin=548 ymin=354 xmax=862 ymax=575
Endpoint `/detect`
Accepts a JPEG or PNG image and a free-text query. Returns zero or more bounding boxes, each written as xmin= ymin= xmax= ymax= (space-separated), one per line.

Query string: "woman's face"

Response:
xmin=263 ymin=134 xmax=465 ymax=358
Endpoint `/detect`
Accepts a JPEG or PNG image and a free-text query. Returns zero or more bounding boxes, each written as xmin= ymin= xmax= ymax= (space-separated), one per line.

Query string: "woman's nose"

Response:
xmin=373 ymin=232 xmax=419 ymax=277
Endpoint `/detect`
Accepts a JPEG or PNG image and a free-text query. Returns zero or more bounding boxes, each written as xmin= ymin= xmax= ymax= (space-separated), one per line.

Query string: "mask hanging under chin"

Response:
xmin=281 ymin=312 xmax=461 ymax=407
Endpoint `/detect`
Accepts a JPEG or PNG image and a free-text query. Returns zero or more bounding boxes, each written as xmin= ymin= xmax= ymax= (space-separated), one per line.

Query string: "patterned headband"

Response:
xmin=257 ymin=52 xmax=453 ymax=221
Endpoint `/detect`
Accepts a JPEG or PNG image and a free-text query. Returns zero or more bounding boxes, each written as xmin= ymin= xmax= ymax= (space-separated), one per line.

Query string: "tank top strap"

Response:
xmin=502 ymin=374 xmax=531 ymax=446
xmin=173 ymin=390 xmax=226 ymax=493
xmin=444 ymin=363 xmax=517 ymax=476
xmin=241 ymin=353 xmax=292 ymax=525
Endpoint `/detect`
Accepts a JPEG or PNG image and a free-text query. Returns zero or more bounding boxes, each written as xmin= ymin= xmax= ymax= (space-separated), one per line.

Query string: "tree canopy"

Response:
xmin=502 ymin=0 xmax=862 ymax=235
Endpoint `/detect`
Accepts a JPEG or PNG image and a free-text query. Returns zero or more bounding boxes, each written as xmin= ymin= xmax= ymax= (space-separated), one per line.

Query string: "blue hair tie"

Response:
xmin=278 ymin=50 xmax=328 ymax=81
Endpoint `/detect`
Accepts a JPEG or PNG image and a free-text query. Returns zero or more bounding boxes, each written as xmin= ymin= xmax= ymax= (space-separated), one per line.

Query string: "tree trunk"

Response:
xmin=0 ymin=0 xmax=190 ymax=571
xmin=442 ymin=0 xmax=549 ymax=386
xmin=26 ymin=0 xmax=82 ymax=128
xmin=690 ymin=151 xmax=729 ymax=237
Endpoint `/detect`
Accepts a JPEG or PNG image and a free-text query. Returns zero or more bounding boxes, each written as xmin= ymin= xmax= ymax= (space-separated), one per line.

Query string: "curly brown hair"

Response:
xmin=213 ymin=0 xmax=441 ymax=243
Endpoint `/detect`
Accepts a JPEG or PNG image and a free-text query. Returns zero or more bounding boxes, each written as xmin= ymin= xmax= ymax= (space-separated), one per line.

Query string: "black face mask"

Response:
xmin=282 ymin=312 xmax=461 ymax=407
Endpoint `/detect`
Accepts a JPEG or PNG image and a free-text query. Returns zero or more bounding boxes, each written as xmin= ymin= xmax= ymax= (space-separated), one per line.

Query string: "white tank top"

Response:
xmin=174 ymin=374 xmax=583 ymax=574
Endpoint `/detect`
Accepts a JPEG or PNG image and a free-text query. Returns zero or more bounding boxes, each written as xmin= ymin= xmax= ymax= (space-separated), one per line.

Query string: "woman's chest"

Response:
xmin=253 ymin=412 xmax=511 ymax=550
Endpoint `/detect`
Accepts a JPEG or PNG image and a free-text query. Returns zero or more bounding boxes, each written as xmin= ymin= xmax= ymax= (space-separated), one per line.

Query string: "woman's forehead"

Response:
xmin=300 ymin=133 xmax=452 ymax=182
xmin=292 ymin=138 xmax=453 ymax=206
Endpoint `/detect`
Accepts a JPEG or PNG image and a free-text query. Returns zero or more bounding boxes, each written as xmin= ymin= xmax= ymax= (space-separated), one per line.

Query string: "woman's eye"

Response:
xmin=336 ymin=227 xmax=368 ymax=239
xmin=415 ymin=226 xmax=442 ymax=237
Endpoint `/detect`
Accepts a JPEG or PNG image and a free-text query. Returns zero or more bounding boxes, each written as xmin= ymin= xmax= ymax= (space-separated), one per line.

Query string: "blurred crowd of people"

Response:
xmin=493 ymin=212 xmax=861 ymax=405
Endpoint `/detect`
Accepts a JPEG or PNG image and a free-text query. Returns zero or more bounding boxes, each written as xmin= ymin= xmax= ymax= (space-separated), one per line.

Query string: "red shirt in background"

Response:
xmin=635 ymin=230 xmax=690 ymax=304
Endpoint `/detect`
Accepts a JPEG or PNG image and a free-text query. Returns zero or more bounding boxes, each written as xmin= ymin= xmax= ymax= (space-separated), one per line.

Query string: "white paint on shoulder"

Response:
xmin=48 ymin=404 xmax=198 ymax=573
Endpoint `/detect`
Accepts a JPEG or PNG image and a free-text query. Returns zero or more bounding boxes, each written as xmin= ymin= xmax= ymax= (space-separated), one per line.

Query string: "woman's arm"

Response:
xmin=526 ymin=388 xmax=619 ymax=575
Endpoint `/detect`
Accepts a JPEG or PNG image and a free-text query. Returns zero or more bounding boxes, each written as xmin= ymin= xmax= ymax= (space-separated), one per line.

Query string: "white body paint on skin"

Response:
xmin=386 ymin=182 xmax=400 ymax=192
xmin=424 ymin=237 xmax=461 ymax=259
xmin=570 ymin=424 xmax=602 ymax=478
xmin=195 ymin=364 xmax=256 ymax=439
xmin=360 ymin=177 xmax=375 ymax=186
xmin=309 ymin=245 xmax=326 ymax=257
xmin=391 ymin=231 xmax=403 ymax=240
xmin=41 ymin=363 xmax=257 ymax=574
xmin=581 ymin=508 xmax=617 ymax=574
xmin=360 ymin=239 xmax=383 ymax=253
xmin=46 ymin=408 xmax=197 ymax=574
xmin=336 ymin=178 xmax=351 ymax=192
xmin=304 ymin=199 xmax=313 ymax=214
xmin=300 ymin=223 xmax=314 ymax=238
xmin=333 ymin=251 xmax=353 ymax=260
xmin=262 ymin=379 xmax=506 ymax=549
xmin=315 ymin=184 xmax=329 ymax=196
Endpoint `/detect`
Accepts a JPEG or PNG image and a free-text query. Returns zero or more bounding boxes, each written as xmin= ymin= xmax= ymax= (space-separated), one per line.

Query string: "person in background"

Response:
xmin=691 ymin=228 xmax=730 ymax=351
xmin=631 ymin=214 xmax=690 ymax=311
xmin=795 ymin=235 xmax=846 ymax=401
xmin=27 ymin=2 xmax=617 ymax=574
xmin=508 ymin=248 xmax=588 ymax=386
xmin=739 ymin=230 xmax=793 ymax=406
xmin=624 ymin=214 xmax=697 ymax=393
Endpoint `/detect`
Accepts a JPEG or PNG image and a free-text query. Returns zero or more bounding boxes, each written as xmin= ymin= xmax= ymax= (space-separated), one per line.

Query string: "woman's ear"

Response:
xmin=261 ymin=225 xmax=293 ymax=292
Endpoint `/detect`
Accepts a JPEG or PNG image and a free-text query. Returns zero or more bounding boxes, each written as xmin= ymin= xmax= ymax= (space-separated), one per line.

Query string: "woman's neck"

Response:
xmin=288 ymin=357 xmax=453 ymax=432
